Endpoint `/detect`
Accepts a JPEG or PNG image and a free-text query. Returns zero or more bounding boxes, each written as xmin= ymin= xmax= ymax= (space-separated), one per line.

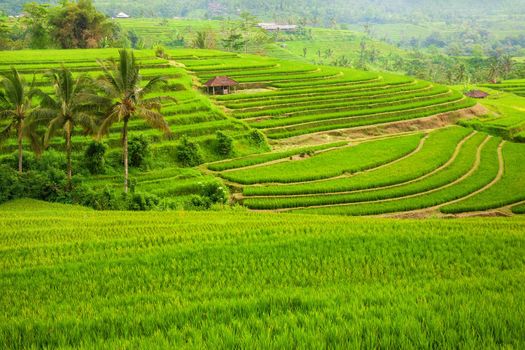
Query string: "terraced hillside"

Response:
xmin=169 ymin=50 xmax=477 ymax=142
xmin=457 ymin=88 xmax=525 ymax=141
xmin=117 ymin=18 xmax=222 ymax=48
xmin=0 ymin=49 xmax=266 ymax=205
xmin=482 ymin=79 xmax=525 ymax=97
xmin=208 ymin=126 xmax=525 ymax=216
xmin=0 ymin=49 xmax=254 ymax=154
xmin=2 ymin=48 xmax=524 ymax=216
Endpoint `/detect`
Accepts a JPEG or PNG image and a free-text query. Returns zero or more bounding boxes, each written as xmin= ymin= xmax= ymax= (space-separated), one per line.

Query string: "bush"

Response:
xmin=175 ymin=136 xmax=203 ymax=167
xmin=20 ymin=168 xmax=68 ymax=202
xmin=71 ymin=185 xmax=127 ymax=210
xmin=154 ymin=45 xmax=166 ymax=58
xmin=2 ymin=151 xmax=36 ymax=171
xmin=215 ymin=131 xmax=234 ymax=156
xmin=84 ymin=141 xmax=107 ymax=175
xmin=0 ymin=165 xmax=20 ymax=203
xmin=129 ymin=135 xmax=151 ymax=168
xmin=200 ymin=182 xmax=228 ymax=204
xmin=249 ymin=129 xmax=267 ymax=146
xmin=35 ymin=150 xmax=67 ymax=172
xmin=185 ymin=195 xmax=212 ymax=210
xmin=128 ymin=192 xmax=160 ymax=211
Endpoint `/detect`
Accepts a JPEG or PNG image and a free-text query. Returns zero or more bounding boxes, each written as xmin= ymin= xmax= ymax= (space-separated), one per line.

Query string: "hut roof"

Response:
xmin=465 ymin=90 xmax=489 ymax=99
xmin=204 ymin=76 xmax=238 ymax=87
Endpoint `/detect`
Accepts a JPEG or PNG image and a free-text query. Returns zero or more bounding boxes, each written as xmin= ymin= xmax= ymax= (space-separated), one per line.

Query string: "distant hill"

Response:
xmin=2 ymin=0 xmax=525 ymax=24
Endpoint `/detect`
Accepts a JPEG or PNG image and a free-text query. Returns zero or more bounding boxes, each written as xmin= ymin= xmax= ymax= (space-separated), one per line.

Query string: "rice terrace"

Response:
xmin=1 ymin=0 xmax=525 ymax=348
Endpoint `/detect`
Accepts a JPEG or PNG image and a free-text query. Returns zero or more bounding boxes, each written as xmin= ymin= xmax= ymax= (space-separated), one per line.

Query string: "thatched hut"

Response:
xmin=204 ymin=76 xmax=238 ymax=95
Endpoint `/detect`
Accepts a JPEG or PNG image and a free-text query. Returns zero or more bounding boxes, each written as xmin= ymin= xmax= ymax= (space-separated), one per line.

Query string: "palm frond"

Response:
xmin=136 ymin=107 xmax=172 ymax=135
xmin=0 ymin=109 xmax=16 ymax=121
xmin=76 ymin=111 xmax=98 ymax=133
xmin=0 ymin=123 xmax=13 ymax=144
xmin=44 ymin=114 xmax=66 ymax=146
xmin=97 ymin=107 xmax=121 ymax=139
xmin=141 ymin=99 xmax=162 ymax=111
xmin=141 ymin=76 xmax=168 ymax=96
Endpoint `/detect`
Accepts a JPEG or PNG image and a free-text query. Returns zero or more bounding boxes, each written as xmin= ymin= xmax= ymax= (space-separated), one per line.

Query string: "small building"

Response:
xmin=115 ymin=12 xmax=130 ymax=19
xmin=257 ymin=23 xmax=297 ymax=32
xmin=465 ymin=90 xmax=489 ymax=99
xmin=204 ymin=76 xmax=238 ymax=95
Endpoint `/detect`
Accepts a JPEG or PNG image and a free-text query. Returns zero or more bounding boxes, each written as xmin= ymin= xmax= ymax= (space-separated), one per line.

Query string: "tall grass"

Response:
xmin=0 ymin=199 xmax=524 ymax=348
xmin=221 ymin=134 xmax=422 ymax=184
xmin=243 ymin=127 xmax=471 ymax=196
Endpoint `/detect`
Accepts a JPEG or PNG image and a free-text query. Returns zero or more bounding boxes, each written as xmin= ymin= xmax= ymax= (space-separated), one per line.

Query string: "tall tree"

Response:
xmin=48 ymin=0 xmax=117 ymax=49
xmin=0 ymin=68 xmax=42 ymax=173
xmin=37 ymin=68 xmax=100 ymax=185
xmin=21 ymin=3 xmax=52 ymax=49
xmin=96 ymin=49 xmax=171 ymax=193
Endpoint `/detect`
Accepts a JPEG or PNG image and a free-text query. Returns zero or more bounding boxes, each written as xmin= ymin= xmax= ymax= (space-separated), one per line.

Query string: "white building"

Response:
xmin=115 ymin=12 xmax=130 ymax=19
xmin=257 ymin=23 xmax=297 ymax=32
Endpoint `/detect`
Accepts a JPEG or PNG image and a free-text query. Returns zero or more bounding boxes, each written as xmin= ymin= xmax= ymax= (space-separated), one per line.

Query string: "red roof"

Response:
xmin=465 ymin=90 xmax=489 ymax=99
xmin=204 ymin=76 xmax=238 ymax=87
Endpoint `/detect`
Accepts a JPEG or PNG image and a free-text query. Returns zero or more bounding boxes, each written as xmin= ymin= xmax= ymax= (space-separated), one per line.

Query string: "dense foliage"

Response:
xmin=0 ymin=0 xmax=123 ymax=49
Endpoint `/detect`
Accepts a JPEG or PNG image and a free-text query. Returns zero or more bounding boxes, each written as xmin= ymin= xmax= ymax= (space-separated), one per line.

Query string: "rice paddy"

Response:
xmin=170 ymin=50 xmax=476 ymax=140
xmin=0 ymin=199 xmax=524 ymax=348
xmin=1 ymin=47 xmax=524 ymax=216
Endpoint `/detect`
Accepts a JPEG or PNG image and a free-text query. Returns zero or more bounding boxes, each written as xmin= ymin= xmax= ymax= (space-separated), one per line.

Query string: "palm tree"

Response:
xmin=0 ymin=68 xmax=42 ymax=174
xmin=37 ymin=68 xmax=100 ymax=186
xmin=96 ymin=49 xmax=171 ymax=193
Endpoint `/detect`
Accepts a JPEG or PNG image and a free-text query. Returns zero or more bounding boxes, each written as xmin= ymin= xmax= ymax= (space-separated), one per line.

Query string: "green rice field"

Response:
xmin=0 ymin=199 xmax=524 ymax=348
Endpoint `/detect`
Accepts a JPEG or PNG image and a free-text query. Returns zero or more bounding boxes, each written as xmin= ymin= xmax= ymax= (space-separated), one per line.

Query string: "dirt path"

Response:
xmin=271 ymin=104 xmax=487 ymax=149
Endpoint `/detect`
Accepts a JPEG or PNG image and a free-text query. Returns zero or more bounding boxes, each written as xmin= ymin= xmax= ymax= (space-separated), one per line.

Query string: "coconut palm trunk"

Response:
xmin=96 ymin=49 xmax=172 ymax=195
xmin=37 ymin=68 xmax=98 ymax=189
xmin=123 ymin=117 xmax=129 ymax=193
xmin=17 ymin=117 xmax=23 ymax=174
xmin=65 ymin=121 xmax=73 ymax=185
xmin=0 ymin=68 xmax=41 ymax=174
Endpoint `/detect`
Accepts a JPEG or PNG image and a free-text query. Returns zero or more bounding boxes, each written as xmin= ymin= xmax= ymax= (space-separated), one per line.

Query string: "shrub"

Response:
xmin=19 ymin=168 xmax=68 ymax=202
xmin=71 ymin=185 xmax=127 ymax=211
xmin=175 ymin=136 xmax=203 ymax=167
xmin=185 ymin=195 xmax=212 ymax=210
xmin=2 ymin=151 xmax=36 ymax=171
xmin=0 ymin=165 xmax=19 ymax=203
xmin=249 ymin=129 xmax=266 ymax=146
xmin=154 ymin=45 xmax=166 ymax=58
xmin=200 ymin=182 xmax=228 ymax=204
xmin=35 ymin=150 xmax=67 ymax=172
xmin=129 ymin=135 xmax=151 ymax=168
xmin=128 ymin=192 xmax=160 ymax=211
xmin=84 ymin=141 xmax=107 ymax=175
xmin=216 ymin=131 xmax=234 ymax=156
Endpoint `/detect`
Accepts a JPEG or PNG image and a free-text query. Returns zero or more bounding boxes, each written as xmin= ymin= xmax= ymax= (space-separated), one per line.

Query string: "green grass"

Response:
xmin=221 ymin=133 xmax=422 ymax=184
xmin=457 ymin=87 xmax=525 ymax=141
xmin=442 ymin=142 xmax=525 ymax=213
xmin=243 ymin=126 xmax=471 ymax=196
xmin=243 ymin=133 xmax=489 ymax=210
xmin=207 ymin=141 xmax=347 ymax=172
xmin=293 ymin=136 xmax=501 ymax=215
xmin=1 ymin=199 xmax=524 ymax=348
xmin=265 ymin=99 xmax=476 ymax=139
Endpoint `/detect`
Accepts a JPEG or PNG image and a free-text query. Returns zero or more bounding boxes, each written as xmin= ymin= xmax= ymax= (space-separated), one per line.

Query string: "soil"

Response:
xmin=271 ymin=104 xmax=488 ymax=150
